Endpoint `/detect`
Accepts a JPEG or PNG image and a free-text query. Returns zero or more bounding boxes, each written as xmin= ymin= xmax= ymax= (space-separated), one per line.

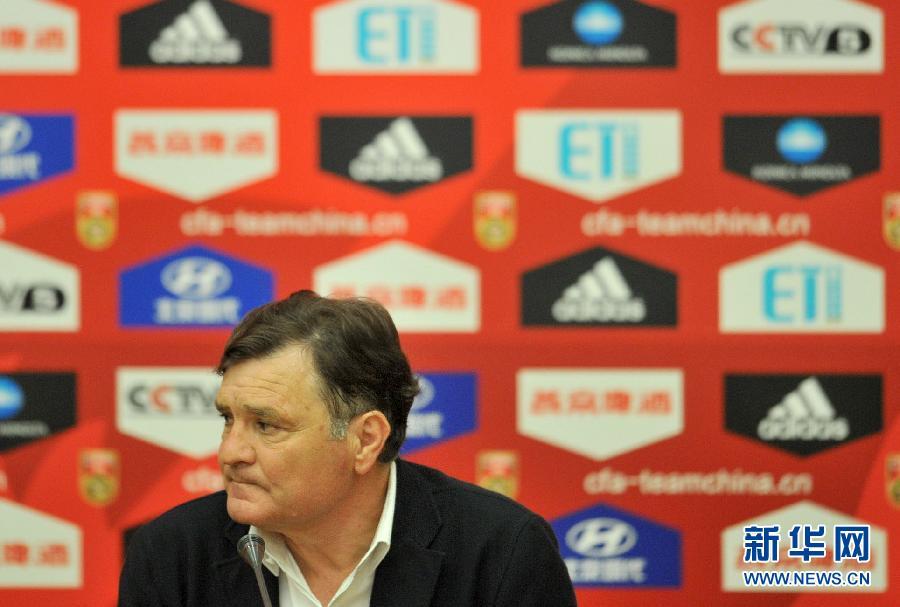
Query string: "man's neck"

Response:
xmin=281 ymin=463 xmax=391 ymax=602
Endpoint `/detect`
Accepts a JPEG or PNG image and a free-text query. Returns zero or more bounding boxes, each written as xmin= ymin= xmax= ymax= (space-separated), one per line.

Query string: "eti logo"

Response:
xmin=720 ymin=241 xmax=883 ymax=333
xmin=313 ymin=0 xmax=478 ymax=74
xmin=516 ymin=110 xmax=681 ymax=203
xmin=552 ymin=502 xmax=681 ymax=587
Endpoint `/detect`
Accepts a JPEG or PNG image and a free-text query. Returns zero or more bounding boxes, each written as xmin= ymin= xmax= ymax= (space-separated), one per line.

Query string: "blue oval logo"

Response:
xmin=161 ymin=257 xmax=232 ymax=300
xmin=573 ymin=1 xmax=624 ymax=46
xmin=0 ymin=377 xmax=24 ymax=421
xmin=777 ymin=118 xmax=827 ymax=165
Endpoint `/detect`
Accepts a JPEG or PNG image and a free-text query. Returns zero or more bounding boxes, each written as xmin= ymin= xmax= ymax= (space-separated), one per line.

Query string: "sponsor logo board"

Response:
xmin=724 ymin=374 xmax=882 ymax=456
xmin=119 ymin=245 xmax=273 ymax=328
xmin=319 ymin=116 xmax=473 ymax=194
xmin=314 ymin=0 xmax=478 ymax=73
xmin=400 ymin=372 xmax=477 ymax=454
xmin=723 ymin=115 xmax=879 ymax=196
xmin=517 ymin=368 xmax=683 ymax=460
xmin=120 ymin=0 xmax=271 ymax=67
xmin=0 ymin=498 xmax=81 ymax=587
xmin=116 ymin=367 xmax=223 ymax=458
xmin=0 ymin=0 xmax=78 ymax=74
xmin=0 ymin=373 xmax=76 ymax=453
xmin=314 ymin=240 xmax=480 ymax=333
xmin=0 ymin=240 xmax=79 ymax=332
xmin=718 ymin=0 xmax=883 ymax=73
xmin=522 ymin=0 xmax=676 ymax=68
xmin=719 ymin=240 xmax=884 ymax=333
xmin=522 ymin=246 xmax=676 ymax=327
xmin=552 ymin=502 xmax=681 ymax=587
xmin=115 ymin=109 xmax=278 ymax=202
xmin=516 ymin=110 xmax=681 ymax=202
xmin=0 ymin=113 xmax=75 ymax=198
xmin=721 ymin=501 xmax=886 ymax=592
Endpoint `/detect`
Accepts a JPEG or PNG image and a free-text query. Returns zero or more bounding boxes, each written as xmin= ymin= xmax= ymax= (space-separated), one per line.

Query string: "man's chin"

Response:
xmin=225 ymin=492 xmax=268 ymax=527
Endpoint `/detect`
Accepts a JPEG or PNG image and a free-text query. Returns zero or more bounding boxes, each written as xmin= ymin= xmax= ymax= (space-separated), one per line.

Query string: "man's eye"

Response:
xmin=219 ymin=412 xmax=233 ymax=424
xmin=256 ymin=421 xmax=275 ymax=433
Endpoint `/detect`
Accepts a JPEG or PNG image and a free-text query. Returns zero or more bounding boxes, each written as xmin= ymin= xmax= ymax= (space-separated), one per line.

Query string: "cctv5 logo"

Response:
xmin=720 ymin=241 xmax=884 ymax=333
xmin=566 ymin=518 xmax=637 ymax=558
xmin=730 ymin=23 xmax=871 ymax=55
xmin=516 ymin=110 xmax=681 ymax=203
xmin=718 ymin=0 xmax=883 ymax=74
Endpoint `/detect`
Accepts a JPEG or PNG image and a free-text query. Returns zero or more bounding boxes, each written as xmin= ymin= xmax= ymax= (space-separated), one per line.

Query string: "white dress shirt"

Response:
xmin=250 ymin=461 xmax=397 ymax=607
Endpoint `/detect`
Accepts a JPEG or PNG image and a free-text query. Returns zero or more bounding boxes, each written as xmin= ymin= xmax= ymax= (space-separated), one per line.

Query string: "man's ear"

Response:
xmin=352 ymin=411 xmax=391 ymax=474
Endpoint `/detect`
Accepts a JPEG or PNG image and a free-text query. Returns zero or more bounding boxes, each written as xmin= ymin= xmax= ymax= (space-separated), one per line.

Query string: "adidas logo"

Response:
xmin=551 ymin=257 xmax=646 ymax=322
xmin=348 ymin=118 xmax=443 ymax=183
xmin=757 ymin=377 xmax=850 ymax=441
xmin=148 ymin=0 xmax=242 ymax=64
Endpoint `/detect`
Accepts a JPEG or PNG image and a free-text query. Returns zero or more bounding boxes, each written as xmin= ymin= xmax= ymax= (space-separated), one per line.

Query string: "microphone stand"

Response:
xmin=238 ymin=534 xmax=274 ymax=607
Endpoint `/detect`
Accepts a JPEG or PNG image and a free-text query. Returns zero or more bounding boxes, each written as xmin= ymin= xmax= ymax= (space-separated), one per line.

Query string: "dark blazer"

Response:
xmin=119 ymin=459 xmax=577 ymax=606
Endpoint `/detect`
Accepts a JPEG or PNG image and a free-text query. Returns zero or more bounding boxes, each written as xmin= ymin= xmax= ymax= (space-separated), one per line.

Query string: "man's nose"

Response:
xmin=218 ymin=422 xmax=255 ymax=467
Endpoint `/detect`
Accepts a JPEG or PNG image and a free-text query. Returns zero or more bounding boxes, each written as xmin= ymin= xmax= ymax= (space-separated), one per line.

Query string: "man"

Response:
xmin=119 ymin=290 xmax=576 ymax=606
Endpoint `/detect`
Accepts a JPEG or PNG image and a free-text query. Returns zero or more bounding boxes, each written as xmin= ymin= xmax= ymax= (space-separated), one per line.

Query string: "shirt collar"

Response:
xmin=250 ymin=460 xmax=397 ymax=578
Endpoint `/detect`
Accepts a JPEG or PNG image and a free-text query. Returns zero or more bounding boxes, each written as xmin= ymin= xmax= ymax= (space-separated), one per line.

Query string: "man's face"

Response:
xmin=216 ymin=346 xmax=356 ymax=534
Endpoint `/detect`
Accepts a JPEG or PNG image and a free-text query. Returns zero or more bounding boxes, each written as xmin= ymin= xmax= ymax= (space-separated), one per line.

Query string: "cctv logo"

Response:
xmin=719 ymin=241 xmax=884 ymax=333
xmin=719 ymin=0 xmax=883 ymax=73
xmin=516 ymin=110 xmax=681 ymax=203
xmin=552 ymin=502 xmax=681 ymax=587
xmin=117 ymin=367 xmax=223 ymax=458
xmin=724 ymin=374 xmax=882 ymax=456
xmin=314 ymin=0 xmax=478 ymax=74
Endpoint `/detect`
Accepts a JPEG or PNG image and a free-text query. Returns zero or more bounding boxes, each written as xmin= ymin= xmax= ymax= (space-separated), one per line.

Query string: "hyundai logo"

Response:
xmin=411 ymin=376 xmax=435 ymax=411
xmin=0 ymin=115 xmax=32 ymax=155
xmin=565 ymin=517 xmax=638 ymax=558
xmin=161 ymin=257 xmax=232 ymax=299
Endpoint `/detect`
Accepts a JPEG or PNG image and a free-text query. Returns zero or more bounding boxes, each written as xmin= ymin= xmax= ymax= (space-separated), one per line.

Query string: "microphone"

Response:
xmin=237 ymin=533 xmax=274 ymax=607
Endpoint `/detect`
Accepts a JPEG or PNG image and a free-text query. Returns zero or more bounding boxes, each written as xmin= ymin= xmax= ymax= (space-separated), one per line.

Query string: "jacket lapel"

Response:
xmin=370 ymin=460 xmax=445 ymax=607
xmin=215 ymin=520 xmax=280 ymax=607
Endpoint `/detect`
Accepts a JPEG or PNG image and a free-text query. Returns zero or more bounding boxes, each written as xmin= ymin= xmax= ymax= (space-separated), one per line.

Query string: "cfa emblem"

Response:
xmin=887 ymin=454 xmax=900 ymax=508
xmin=75 ymin=190 xmax=117 ymax=250
xmin=78 ymin=449 xmax=120 ymax=507
xmin=476 ymin=450 xmax=519 ymax=499
xmin=474 ymin=191 xmax=516 ymax=251
xmin=883 ymin=193 xmax=900 ymax=250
